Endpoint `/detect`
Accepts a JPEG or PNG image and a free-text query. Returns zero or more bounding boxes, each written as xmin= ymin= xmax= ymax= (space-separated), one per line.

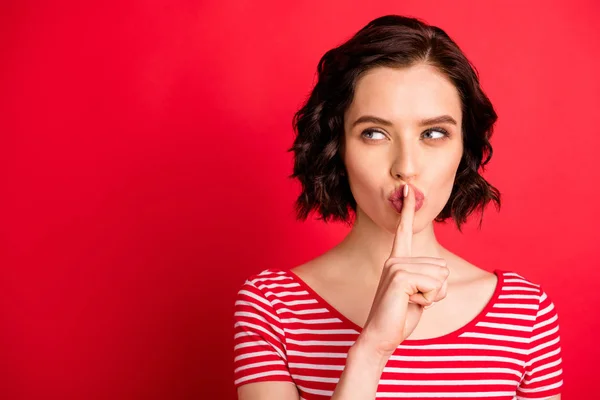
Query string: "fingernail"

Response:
xmin=403 ymin=184 xmax=409 ymax=198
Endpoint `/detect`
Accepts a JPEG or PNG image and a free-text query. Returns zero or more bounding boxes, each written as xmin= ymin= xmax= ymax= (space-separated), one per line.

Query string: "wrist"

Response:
xmin=350 ymin=334 xmax=392 ymax=372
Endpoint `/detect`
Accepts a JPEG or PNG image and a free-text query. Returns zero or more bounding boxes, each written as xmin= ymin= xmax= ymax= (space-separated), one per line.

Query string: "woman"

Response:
xmin=233 ymin=15 xmax=563 ymax=400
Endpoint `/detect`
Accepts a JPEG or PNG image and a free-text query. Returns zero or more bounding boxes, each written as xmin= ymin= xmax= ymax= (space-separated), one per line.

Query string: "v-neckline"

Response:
xmin=282 ymin=267 xmax=504 ymax=345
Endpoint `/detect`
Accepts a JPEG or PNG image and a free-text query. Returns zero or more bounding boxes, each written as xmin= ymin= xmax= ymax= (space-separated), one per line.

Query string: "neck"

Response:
xmin=331 ymin=207 xmax=445 ymax=284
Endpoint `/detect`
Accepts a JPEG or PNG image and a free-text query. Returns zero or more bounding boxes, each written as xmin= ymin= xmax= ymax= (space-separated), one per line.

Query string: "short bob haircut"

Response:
xmin=288 ymin=14 xmax=501 ymax=232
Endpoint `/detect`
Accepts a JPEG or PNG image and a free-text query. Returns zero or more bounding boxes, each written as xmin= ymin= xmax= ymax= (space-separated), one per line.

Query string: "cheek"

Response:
xmin=344 ymin=148 xmax=380 ymax=183
xmin=344 ymin=151 xmax=384 ymax=202
xmin=346 ymin=164 xmax=378 ymax=196
xmin=428 ymin=153 xmax=462 ymax=206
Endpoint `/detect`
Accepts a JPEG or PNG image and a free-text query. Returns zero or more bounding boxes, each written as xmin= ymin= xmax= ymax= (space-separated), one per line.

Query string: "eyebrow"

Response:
xmin=351 ymin=114 xmax=458 ymax=128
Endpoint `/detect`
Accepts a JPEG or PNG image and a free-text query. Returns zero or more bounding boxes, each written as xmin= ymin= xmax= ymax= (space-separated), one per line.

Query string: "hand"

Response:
xmin=358 ymin=184 xmax=450 ymax=357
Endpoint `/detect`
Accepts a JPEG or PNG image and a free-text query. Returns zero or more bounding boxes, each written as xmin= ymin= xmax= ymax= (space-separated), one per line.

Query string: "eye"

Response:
xmin=422 ymin=127 xmax=450 ymax=141
xmin=361 ymin=128 xmax=387 ymax=141
xmin=361 ymin=127 xmax=451 ymax=142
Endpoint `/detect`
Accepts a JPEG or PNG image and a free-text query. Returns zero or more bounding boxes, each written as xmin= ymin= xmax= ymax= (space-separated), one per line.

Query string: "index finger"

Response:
xmin=390 ymin=184 xmax=416 ymax=258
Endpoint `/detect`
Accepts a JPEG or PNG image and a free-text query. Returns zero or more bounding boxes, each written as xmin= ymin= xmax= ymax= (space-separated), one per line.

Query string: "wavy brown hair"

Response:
xmin=288 ymin=15 xmax=501 ymax=232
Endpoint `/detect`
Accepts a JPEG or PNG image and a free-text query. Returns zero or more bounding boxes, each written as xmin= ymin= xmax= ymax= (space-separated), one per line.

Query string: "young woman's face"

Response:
xmin=342 ymin=63 xmax=464 ymax=234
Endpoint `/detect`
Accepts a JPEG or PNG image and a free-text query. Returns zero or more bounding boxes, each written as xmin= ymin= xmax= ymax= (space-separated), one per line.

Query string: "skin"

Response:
xmin=291 ymin=63 xmax=500 ymax=336
xmin=339 ymin=62 xmax=464 ymax=280
xmin=238 ymin=62 xmax=561 ymax=399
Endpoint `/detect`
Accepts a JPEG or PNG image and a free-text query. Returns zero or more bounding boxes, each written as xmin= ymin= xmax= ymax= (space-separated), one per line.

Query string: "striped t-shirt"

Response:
xmin=233 ymin=268 xmax=563 ymax=399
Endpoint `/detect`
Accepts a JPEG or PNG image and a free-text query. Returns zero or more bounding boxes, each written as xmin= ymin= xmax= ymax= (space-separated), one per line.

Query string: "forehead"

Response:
xmin=345 ymin=64 xmax=462 ymax=126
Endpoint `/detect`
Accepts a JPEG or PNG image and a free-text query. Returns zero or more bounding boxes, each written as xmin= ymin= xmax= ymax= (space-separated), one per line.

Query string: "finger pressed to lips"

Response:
xmin=390 ymin=184 xmax=416 ymax=258
xmin=386 ymin=185 xmax=450 ymax=309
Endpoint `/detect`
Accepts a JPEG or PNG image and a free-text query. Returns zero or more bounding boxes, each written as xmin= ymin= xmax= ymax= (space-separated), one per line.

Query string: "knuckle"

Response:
xmin=385 ymin=257 xmax=408 ymax=269
xmin=441 ymin=266 xmax=450 ymax=278
xmin=392 ymin=269 xmax=409 ymax=282
xmin=439 ymin=290 xmax=448 ymax=300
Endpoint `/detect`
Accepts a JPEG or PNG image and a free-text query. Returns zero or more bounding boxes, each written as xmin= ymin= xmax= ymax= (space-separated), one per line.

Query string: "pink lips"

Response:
xmin=388 ymin=184 xmax=425 ymax=214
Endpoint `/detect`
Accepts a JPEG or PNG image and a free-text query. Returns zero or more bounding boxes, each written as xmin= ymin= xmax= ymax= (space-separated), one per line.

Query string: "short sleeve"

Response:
xmin=232 ymin=279 xmax=294 ymax=388
xmin=516 ymin=287 xmax=564 ymax=399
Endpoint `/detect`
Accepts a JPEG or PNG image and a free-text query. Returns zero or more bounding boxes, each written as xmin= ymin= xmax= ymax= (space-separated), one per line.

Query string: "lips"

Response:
xmin=388 ymin=184 xmax=425 ymax=214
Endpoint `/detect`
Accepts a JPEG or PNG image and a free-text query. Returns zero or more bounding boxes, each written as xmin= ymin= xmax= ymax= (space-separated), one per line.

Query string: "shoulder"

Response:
xmin=497 ymin=269 xmax=548 ymax=295
xmin=232 ymin=269 xmax=294 ymax=346
xmin=234 ymin=268 xmax=299 ymax=306
xmin=237 ymin=268 xmax=293 ymax=289
xmin=504 ymin=272 xmax=564 ymax=397
xmin=232 ymin=268 xmax=297 ymax=388
xmin=496 ymin=270 xmax=561 ymax=318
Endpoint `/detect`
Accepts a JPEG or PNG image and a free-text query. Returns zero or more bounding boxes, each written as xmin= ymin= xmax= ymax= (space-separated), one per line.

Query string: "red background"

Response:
xmin=2 ymin=0 xmax=599 ymax=398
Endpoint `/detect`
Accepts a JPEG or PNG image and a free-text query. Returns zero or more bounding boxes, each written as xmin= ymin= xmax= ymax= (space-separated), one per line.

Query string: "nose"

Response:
xmin=390 ymin=143 xmax=418 ymax=181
